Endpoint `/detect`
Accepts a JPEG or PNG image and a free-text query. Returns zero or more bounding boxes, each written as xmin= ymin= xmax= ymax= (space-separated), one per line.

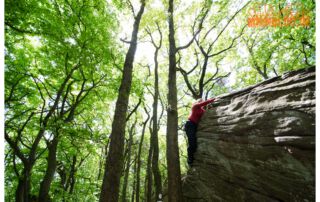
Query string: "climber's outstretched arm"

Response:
xmin=196 ymin=98 xmax=215 ymax=107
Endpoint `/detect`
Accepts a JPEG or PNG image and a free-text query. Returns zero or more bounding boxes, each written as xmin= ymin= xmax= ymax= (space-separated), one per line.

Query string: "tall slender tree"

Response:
xmin=100 ymin=0 xmax=146 ymax=201
xmin=135 ymin=107 xmax=150 ymax=202
xmin=145 ymin=120 xmax=154 ymax=202
xmin=146 ymin=22 xmax=163 ymax=201
xmin=166 ymin=0 xmax=210 ymax=200
xmin=131 ymin=154 xmax=138 ymax=202
xmin=121 ymin=119 xmax=137 ymax=202
xmin=167 ymin=0 xmax=183 ymax=200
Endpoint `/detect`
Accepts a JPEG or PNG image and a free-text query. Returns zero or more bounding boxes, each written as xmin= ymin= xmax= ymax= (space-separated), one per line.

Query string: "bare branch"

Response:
xmin=177 ymin=56 xmax=199 ymax=98
xmin=208 ymin=25 xmax=246 ymax=58
xmin=78 ymin=152 xmax=91 ymax=168
xmin=5 ymin=76 xmax=26 ymax=105
xmin=110 ymin=52 xmax=123 ymax=71
xmin=5 ymin=131 xmax=27 ymax=164
xmin=156 ymin=22 xmax=163 ymax=48
xmin=126 ymin=98 xmax=142 ymax=122
xmin=205 ymin=72 xmax=231 ymax=98
xmin=145 ymin=27 xmax=156 ymax=47
xmin=145 ymin=22 xmax=163 ymax=49
xmin=143 ymin=104 xmax=151 ymax=123
xmin=187 ymin=51 xmax=200 ymax=74
xmin=157 ymin=95 xmax=165 ymax=130
xmin=203 ymin=58 xmax=223 ymax=86
xmin=12 ymin=153 xmax=20 ymax=177
xmin=127 ymin=0 xmax=136 ymax=18
xmin=272 ymin=67 xmax=278 ymax=76
xmin=146 ymin=85 xmax=155 ymax=97
xmin=210 ymin=1 xmax=250 ymax=46
xmin=5 ymin=21 xmax=53 ymax=37
xmin=120 ymin=38 xmax=132 ymax=44
xmin=35 ymin=145 xmax=49 ymax=161
xmin=16 ymin=112 xmax=35 ymax=150
xmin=176 ymin=7 xmax=210 ymax=51
xmin=60 ymin=80 xmax=75 ymax=116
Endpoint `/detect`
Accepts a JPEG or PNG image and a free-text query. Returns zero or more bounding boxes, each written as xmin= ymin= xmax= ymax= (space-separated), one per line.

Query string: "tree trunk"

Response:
xmin=131 ymin=155 xmax=137 ymax=202
xmin=7 ymin=62 xmax=80 ymax=202
xmin=198 ymin=56 xmax=209 ymax=98
xmin=145 ymin=126 xmax=153 ymax=202
xmin=38 ymin=136 xmax=59 ymax=202
xmin=99 ymin=1 xmax=146 ymax=201
xmin=98 ymin=140 xmax=109 ymax=181
xmin=151 ymin=38 xmax=163 ymax=202
xmin=15 ymin=179 xmax=26 ymax=202
xmin=97 ymin=146 xmax=105 ymax=181
xmin=167 ymin=0 xmax=183 ymax=201
xmin=135 ymin=114 xmax=150 ymax=202
xmin=15 ymin=166 xmax=31 ymax=202
xmin=57 ymin=163 xmax=67 ymax=191
xmin=68 ymin=155 xmax=77 ymax=194
xmin=121 ymin=123 xmax=135 ymax=202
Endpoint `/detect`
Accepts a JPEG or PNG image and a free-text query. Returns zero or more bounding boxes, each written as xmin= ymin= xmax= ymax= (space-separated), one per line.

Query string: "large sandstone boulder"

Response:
xmin=182 ymin=67 xmax=315 ymax=202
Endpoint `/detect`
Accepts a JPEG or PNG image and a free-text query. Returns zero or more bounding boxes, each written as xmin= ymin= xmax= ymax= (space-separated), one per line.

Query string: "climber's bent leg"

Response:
xmin=184 ymin=120 xmax=197 ymax=165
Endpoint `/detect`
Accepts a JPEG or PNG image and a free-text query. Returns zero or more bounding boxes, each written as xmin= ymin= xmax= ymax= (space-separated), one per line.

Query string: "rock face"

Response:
xmin=182 ymin=67 xmax=315 ymax=202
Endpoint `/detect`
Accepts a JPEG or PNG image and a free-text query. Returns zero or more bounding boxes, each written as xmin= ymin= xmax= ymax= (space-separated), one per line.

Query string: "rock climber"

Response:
xmin=184 ymin=98 xmax=215 ymax=166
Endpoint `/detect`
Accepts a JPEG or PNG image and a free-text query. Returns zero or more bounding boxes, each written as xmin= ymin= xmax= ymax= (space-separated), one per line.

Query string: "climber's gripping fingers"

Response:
xmin=208 ymin=98 xmax=220 ymax=109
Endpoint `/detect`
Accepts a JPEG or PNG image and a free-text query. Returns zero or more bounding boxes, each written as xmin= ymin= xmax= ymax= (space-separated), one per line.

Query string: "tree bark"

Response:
xmin=15 ymin=165 xmax=31 ymax=202
xmin=57 ymin=163 xmax=67 ymax=191
xmin=145 ymin=125 xmax=153 ymax=202
xmin=146 ymin=22 xmax=164 ymax=201
xmin=167 ymin=0 xmax=183 ymax=201
xmin=68 ymin=155 xmax=77 ymax=194
xmin=121 ymin=123 xmax=135 ymax=202
xmin=135 ymin=110 xmax=150 ymax=202
xmin=131 ymin=155 xmax=137 ymax=202
xmin=38 ymin=136 xmax=59 ymax=202
xmin=97 ymin=140 xmax=109 ymax=181
xmin=99 ymin=1 xmax=146 ymax=201
xmin=152 ymin=39 xmax=163 ymax=202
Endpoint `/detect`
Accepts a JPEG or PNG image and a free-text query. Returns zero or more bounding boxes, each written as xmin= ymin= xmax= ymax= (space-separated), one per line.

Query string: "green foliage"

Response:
xmin=5 ymin=0 xmax=315 ymax=201
xmin=236 ymin=0 xmax=315 ymax=85
xmin=5 ymin=0 xmax=122 ymax=200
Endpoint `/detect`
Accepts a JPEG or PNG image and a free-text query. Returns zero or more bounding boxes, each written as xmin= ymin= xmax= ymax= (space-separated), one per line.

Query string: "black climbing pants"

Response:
xmin=184 ymin=120 xmax=198 ymax=164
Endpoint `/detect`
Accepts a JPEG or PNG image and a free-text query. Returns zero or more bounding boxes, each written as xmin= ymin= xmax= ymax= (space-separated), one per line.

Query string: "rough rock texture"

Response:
xmin=182 ymin=67 xmax=315 ymax=202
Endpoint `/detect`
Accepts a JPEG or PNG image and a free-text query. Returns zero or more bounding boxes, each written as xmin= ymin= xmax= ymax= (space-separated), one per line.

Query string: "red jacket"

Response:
xmin=188 ymin=98 xmax=215 ymax=124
